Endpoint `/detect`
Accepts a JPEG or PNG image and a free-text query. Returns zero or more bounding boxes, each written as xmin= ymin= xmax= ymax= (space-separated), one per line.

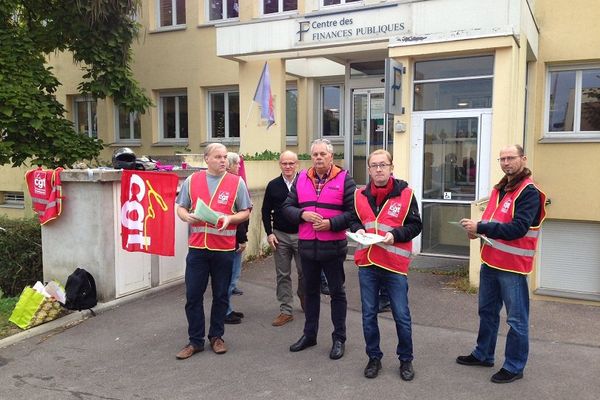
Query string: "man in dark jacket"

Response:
xmin=283 ymin=138 xmax=356 ymax=360
xmin=350 ymin=149 xmax=422 ymax=380
xmin=261 ymin=150 xmax=304 ymax=327
xmin=457 ymin=144 xmax=546 ymax=384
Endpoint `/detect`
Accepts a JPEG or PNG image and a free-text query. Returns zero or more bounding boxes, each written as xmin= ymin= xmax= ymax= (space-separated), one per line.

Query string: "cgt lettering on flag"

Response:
xmin=120 ymin=171 xmax=178 ymax=256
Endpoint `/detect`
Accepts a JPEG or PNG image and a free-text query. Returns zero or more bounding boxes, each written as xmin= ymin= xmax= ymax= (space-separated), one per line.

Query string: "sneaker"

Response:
xmin=224 ymin=313 xmax=242 ymax=324
xmin=491 ymin=368 xmax=523 ymax=383
xmin=364 ymin=358 xmax=382 ymax=379
xmin=175 ymin=344 xmax=204 ymax=360
xmin=456 ymin=354 xmax=494 ymax=367
xmin=232 ymin=287 xmax=244 ymax=295
xmin=320 ymin=282 xmax=330 ymax=296
xmin=209 ymin=337 xmax=227 ymax=354
xmin=399 ymin=360 xmax=415 ymax=381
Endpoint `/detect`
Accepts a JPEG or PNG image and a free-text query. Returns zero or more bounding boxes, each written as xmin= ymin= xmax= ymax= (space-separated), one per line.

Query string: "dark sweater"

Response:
xmin=477 ymin=184 xmax=542 ymax=241
xmin=261 ymin=174 xmax=298 ymax=235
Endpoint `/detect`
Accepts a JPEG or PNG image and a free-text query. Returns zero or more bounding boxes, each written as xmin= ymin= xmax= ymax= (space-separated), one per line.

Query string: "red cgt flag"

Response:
xmin=120 ymin=170 xmax=178 ymax=256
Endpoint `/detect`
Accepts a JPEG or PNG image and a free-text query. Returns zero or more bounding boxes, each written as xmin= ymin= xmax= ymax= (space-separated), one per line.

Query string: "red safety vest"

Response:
xmin=296 ymin=169 xmax=347 ymax=241
xmin=25 ymin=167 xmax=63 ymax=225
xmin=188 ymin=171 xmax=239 ymax=251
xmin=353 ymin=187 xmax=414 ymax=275
xmin=480 ymin=177 xmax=547 ymax=274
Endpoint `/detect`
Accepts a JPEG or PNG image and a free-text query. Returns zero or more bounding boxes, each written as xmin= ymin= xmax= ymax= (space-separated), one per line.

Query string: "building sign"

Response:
xmin=385 ymin=58 xmax=404 ymax=115
xmin=295 ymin=5 xmax=410 ymax=46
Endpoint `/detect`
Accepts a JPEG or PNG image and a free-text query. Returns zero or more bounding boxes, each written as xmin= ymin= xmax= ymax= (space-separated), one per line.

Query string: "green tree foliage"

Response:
xmin=0 ymin=0 xmax=151 ymax=168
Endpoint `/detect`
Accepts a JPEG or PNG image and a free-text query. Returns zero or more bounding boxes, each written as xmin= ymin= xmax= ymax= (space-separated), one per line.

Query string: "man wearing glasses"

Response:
xmin=262 ymin=151 xmax=305 ymax=327
xmin=350 ymin=149 xmax=422 ymax=380
xmin=283 ymin=139 xmax=356 ymax=360
xmin=457 ymin=144 xmax=547 ymax=383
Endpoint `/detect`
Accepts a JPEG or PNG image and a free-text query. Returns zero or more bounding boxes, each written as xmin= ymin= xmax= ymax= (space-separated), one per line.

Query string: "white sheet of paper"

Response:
xmin=346 ymin=231 xmax=386 ymax=246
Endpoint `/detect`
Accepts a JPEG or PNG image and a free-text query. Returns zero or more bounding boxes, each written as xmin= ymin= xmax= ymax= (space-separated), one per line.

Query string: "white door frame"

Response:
xmin=409 ymin=109 xmax=493 ymax=255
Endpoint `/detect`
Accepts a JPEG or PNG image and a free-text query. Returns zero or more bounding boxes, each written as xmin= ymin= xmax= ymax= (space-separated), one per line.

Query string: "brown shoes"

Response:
xmin=210 ymin=337 xmax=227 ymax=354
xmin=175 ymin=344 xmax=204 ymax=360
xmin=272 ymin=313 xmax=294 ymax=327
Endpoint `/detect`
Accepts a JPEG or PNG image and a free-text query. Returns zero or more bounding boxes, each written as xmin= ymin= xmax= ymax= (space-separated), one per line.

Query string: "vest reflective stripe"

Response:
xmin=190 ymin=226 xmax=237 ymax=236
xmin=188 ymin=171 xmax=240 ymax=250
xmin=296 ymin=170 xmax=347 ymax=241
xmin=364 ymin=221 xmax=395 ymax=232
xmin=353 ymin=186 xmax=414 ymax=275
xmin=480 ymin=178 xmax=547 ymax=274
xmin=356 ymin=242 xmax=412 ymax=258
xmin=485 ymin=239 xmax=537 ymax=257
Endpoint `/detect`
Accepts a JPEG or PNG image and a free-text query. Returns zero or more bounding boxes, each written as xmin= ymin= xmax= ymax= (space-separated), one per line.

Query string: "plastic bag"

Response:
xmin=9 ymin=286 xmax=63 ymax=330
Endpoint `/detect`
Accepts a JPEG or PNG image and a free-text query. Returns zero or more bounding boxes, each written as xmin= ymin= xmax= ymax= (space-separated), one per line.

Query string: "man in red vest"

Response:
xmin=350 ymin=149 xmax=422 ymax=380
xmin=283 ymin=138 xmax=356 ymax=360
xmin=457 ymin=144 xmax=546 ymax=383
xmin=174 ymin=143 xmax=251 ymax=359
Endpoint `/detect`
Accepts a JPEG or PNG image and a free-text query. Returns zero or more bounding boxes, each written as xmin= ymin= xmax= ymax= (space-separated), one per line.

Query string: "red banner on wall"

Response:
xmin=120 ymin=171 xmax=178 ymax=256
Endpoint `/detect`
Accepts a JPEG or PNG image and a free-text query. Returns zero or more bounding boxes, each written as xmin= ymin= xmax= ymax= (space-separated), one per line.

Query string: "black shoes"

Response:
xmin=491 ymin=368 xmax=523 ymax=383
xmin=232 ymin=287 xmax=243 ymax=295
xmin=456 ymin=354 xmax=494 ymax=367
xmin=290 ymin=335 xmax=317 ymax=352
xmin=224 ymin=312 xmax=241 ymax=324
xmin=364 ymin=358 xmax=382 ymax=378
xmin=400 ymin=360 xmax=415 ymax=381
xmin=230 ymin=310 xmax=244 ymax=318
xmin=329 ymin=340 xmax=345 ymax=360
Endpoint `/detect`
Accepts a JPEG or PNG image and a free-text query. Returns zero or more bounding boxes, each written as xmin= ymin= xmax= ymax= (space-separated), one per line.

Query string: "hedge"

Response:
xmin=0 ymin=216 xmax=43 ymax=297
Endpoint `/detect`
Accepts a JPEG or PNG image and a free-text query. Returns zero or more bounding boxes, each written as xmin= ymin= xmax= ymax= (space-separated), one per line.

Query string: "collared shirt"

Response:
xmin=311 ymin=165 xmax=333 ymax=196
xmin=283 ymin=172 xmax=297 ymax=191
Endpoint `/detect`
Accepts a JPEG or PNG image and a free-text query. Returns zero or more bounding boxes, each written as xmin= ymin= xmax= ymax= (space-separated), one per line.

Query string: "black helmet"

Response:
xmin=112 ymin=147 xmax=137 ymax=170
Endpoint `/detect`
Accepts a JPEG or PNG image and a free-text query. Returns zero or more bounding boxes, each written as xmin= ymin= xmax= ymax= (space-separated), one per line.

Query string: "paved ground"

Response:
xmin=0 ymin=255 xmax=599 ymax=400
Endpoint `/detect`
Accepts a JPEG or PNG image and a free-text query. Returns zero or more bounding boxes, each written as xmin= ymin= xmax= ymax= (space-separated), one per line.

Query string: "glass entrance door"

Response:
xmin=410 ymin=111 xmax=492 ymax=257
xmin=351 ymin=89 xmax=392 ymax=185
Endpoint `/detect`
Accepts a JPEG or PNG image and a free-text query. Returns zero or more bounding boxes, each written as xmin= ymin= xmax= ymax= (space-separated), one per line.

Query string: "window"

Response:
xmin=208 ymin=90 xmax=240 ymax=139
xmin=322 ymin=0 xmax=361 ymax=6
xmin=1 ymin=192 xmax=24 ymax=208
xmin=158 ymin=0 xmax=186 ymax=27
xmin=208 ymin=0 xmax=239 ymax=21
xmin=159 ymin=92 xmax=188 ymax=140
xmin=115 ymin=107 xmax=141 ymax=141
xmin=263 ymin=0 xmax=297 ymax=14
xmin=413 ymin=56 xmax=494 ymax=111
xmin=286 ymin=86 xmax=298 ymax=137
xmin=321 ymin=84 xmax=343 ymax=137
xmin=546 ymin=66 xmax=600 ymax=138
xmin=73 ymin=96 xmax=97 ymax=138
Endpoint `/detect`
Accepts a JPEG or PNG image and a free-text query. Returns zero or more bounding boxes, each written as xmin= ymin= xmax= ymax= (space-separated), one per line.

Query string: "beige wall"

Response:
xmin=529 ymin=0 xmax=600 ymax=222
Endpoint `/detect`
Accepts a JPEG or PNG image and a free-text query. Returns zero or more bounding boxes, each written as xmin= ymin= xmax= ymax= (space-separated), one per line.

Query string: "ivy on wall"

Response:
xmin=0 ymin=0 xmax=151 ymax=168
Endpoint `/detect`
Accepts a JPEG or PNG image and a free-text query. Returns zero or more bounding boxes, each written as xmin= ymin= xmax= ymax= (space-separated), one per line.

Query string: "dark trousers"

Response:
xmin=185 ymin=248 xmax=234 ymax=348
xmin=301 ymin=254 xmax=347 ymax=343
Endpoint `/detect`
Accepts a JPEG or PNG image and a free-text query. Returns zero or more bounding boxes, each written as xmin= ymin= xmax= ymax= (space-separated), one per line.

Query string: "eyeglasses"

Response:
xmin=497 ymin=156 xmax=522 ymax=163
xmin=368 ymin=163 xmax=392 ymax=170
xmin=280 ymin=162 xmax=296 ymax=167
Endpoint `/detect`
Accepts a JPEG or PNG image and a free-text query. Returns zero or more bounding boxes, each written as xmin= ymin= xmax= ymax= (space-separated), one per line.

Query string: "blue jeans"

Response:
xmin=184 ymin=248 xmax=234 ymax=348
xmin=472 ymin=264 xmax=530 ymax=374
xmin=226 ymin=251 xmax=243 ymax=315
xmin=358 ymin=266 xmax=413 ymax=361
